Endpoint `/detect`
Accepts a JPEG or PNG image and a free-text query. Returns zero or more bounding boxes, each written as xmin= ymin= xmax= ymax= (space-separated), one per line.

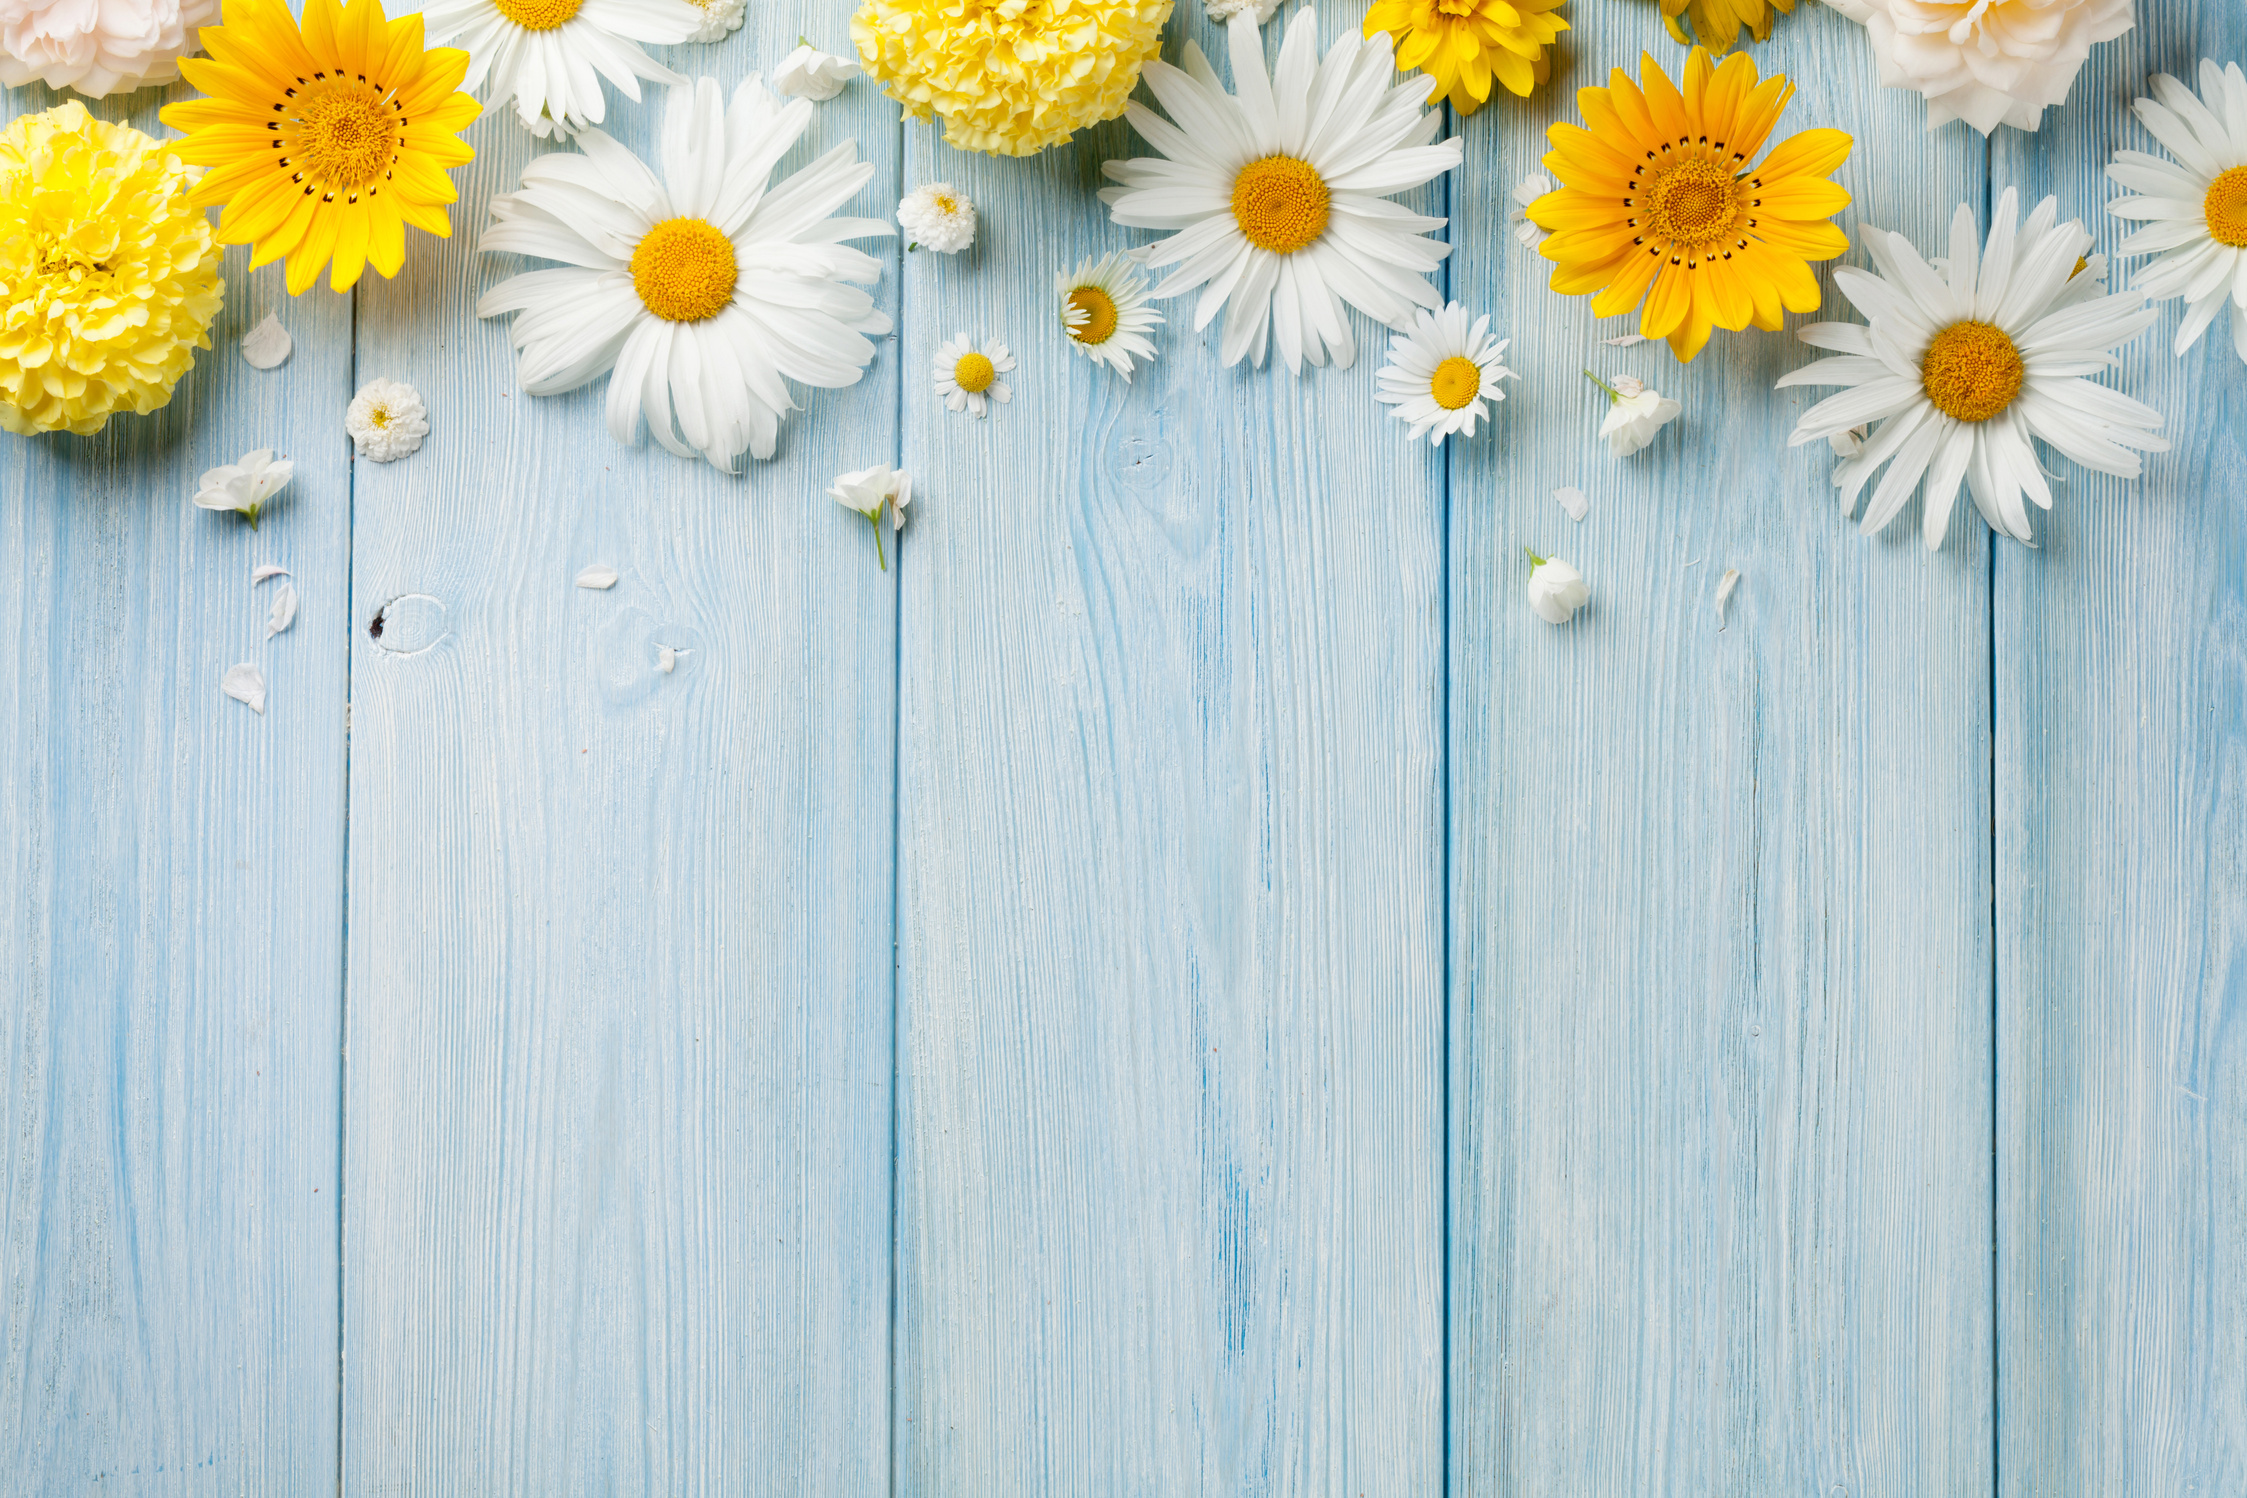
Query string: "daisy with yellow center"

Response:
xmin=1362 ymin=0 xmax=1569 ymax=114
xmin=418 ymin=0 xmax=701 ymax=140
xmin=159 ymin=0 xmax=477 ymax=296
xmin=1779 ymin=189 xmax=2167 ymax=549
xmin=2105 ymin=59 xmax=2247 ymax=367
xmin=934 ymin=335 xmax=1014 ymax=417
xmin=1653 ymin=0 xmax=1793 ymax=55
xmin=1057 ymin=251 xmax=1161 ymax=380
xmin=1373 ymin=302 xmax=1516 ymax=443
xmin=1527 ymin=47 xmax=1852 ymax=363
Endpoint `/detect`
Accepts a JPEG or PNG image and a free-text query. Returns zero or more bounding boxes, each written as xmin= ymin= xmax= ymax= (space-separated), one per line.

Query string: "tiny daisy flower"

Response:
xmin=774 ymin=41 xmax=860 ymax=99
xmin=347 ymin=378 xmax=430 ymax=462
xmin=683 ymin=0 xmax=744 ymax=42
xmin=829 ymin=463 xmax=910 ymax=569
xmin=899 ymin=183 xmax=976 ymax=252
xmin=1524 ymin=549 xmax=1589 ymax=624
xmin=1509 ymin=174 xmax=1551 ymax=249
xmin=1375 ymin=303 xmax=1516 ymax=444
xmin=2106 ymin=59 xmax=2247 ymax=366
xmin=420 ymin=0 xmax=698 ymax=141
xmin=192 ymin=448 xmax=293 ymax=529
xmin=1586 ymin=370 xmax=1682 ymax=457
xmin=934 ymin=335 xmax=1014 ymax=417
xmin=1057 ymin=251 xmax=1162 ymax=379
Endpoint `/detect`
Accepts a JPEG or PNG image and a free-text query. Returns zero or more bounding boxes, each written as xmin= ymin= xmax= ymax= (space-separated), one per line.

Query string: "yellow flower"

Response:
xmin=0 ymin=103 xmax=225 ymax=437
xmin=160 ymin=0 xmax=478 ymax=295
xmin=851 ymin=0 xmax=1173 ymax=157
xmin=1528 ymin=48 xmax=1851 ymax=362
xmin=1364 ymin=0 xmax=1569 ymax=113
xmin=1655 ymin=0 xmax=1793 ymax=53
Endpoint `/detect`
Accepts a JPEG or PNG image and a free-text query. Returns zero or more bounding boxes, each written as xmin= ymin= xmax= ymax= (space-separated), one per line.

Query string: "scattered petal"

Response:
xmin=221 ymin=662 xmax=266 ymax=713
xmin=1716 ymin=567 xmax=1740 ymax=630
xmin=1601 ymin=333 xmax=1648 ymax=347
xmin=266 ymin=580 xmax=298 ymax=638
xmin=575 ymin=564 xmax=620 ymax=589
xmin=252 ymin=564 xmax=290 ymax=583
xmin=1828 ymin=423 xmax=1868 ymax=458
xmin=240 ymin=313 xmax=292 ymax=369
xmin=1554 ymin=486 xmax=1589 ymax=521
xmin=657 ymin=645 xmax=678 ymax=673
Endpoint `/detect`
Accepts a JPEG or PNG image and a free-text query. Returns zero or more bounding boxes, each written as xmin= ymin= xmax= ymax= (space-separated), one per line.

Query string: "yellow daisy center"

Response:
xmin=283 ymin=76 xmax=402 ymax=197
xmin=2205 ymin=165 xmax=2247 ymax=249
xmin=1430 ymin=355 xmax=1483 ymax=410
xmin=953 ymin=351 xmax=996 ymax=393
xmin=1066 ymin=286 xmax=1118 ymax=345
xmin=1232 ymin=155 xmax=1330 ymax=255
xmin=1639 ymin=156 xmax=1742 ymax=253
xmin=1921 ymin=321 xmax=2024 ymax=424
xmin=492 ymin=0 xmax=583 ymax=29
xmin=630 ymin=217 xmax=738 ymax=323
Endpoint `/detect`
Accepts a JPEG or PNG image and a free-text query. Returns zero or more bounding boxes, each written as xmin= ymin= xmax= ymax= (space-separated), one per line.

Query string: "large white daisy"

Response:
xmin=476 ymin=76 xmax=894 ymax=472
xmin=1374 ymin=302 xmax=1514 ymax=444
xmin=1097 ymin=7 xmax=1462 ymax=373
xmin=2106 ymin=59 xmax=2247 ymax=367
xmin=422 ymin=0 xmax=700 ymax=139
xmin=1779 ymin=188 xmax=2167 ymax=549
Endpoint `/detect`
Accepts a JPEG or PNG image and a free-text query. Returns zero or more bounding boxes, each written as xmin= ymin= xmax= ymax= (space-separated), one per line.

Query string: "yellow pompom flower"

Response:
xmin=0 ymin=103 xmax=225 ymax=438
xmin=1528 ymin=47 xmax=1851 ymax=362
xmin=159 ymin=0 xmax=478 ymax=296
xmin=1655 ymin=0 xmax=1793 ymax=54
xmin=851 ymin=0 xmax=1174 ymax=157
xmin=1364 ymin=0 xmax=1569 ymax=113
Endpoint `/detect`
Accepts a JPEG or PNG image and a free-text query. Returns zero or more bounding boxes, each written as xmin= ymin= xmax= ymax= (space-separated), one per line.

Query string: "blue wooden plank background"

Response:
xmin=3 ymin=0 xmax=2242 ymax=1492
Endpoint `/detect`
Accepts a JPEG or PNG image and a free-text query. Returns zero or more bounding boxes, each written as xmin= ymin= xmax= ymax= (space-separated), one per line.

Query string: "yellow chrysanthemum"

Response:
xmin=1655 ymin=0 xmax=1793 ymax=53
xmin=1364 ymin=0 xmax=1569 ymax=113
xmin=851 ymin=0 xmax=1173 ymax=157
xmin=1528 ymin=48 xmax=1852 ymax=362
xmin=0 ymin=103 xmax=225 ymax=437
xmin=160 ymin=0 xmax=478 ymax=295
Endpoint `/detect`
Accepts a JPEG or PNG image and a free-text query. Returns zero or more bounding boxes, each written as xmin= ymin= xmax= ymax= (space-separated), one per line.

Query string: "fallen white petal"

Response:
xmin=267 ymin=580 xmax=298 ymax=638
xmin=1602 ymin=334 xmax=1647 ymax=347
xmin=575 ymin=564 xmax=619 ymax=590
xmin=657 ymin=645 xmax=677 ymax=674
xmin=221 ymin=663 xmax=266 ymax=714
xmin=253 ymin=564 xmax=290 ymax=583
xmin=241 ymin=313 xmax=292 ymax=370
xmin=1554 ymin=486 xmax=1589 ymax=522
xmin=1715 ymin=568 xmax=1740 ymax=631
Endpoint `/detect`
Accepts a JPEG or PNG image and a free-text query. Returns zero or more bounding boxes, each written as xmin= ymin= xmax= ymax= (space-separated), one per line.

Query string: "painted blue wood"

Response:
xmin=0 ymin=84 xmax=349 ymax=1493
xmin=1992 ymin=1 xmax=2247 ymax=1489
xmin=334 ymin=7 xmax=899 ymax=1493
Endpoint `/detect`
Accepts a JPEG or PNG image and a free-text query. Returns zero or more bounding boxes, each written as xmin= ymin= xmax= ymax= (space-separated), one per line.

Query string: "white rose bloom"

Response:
xmin=898 ymin=183 xmax=977 ymax=253
xmin=1525 ymin=552 xmax=1590 ymax=625
xmin=347 ymin=378 xmax=430 ymax=463
xmin=192 ymin=449 xmax=294 ymax=529
xmin=1589 ymin=371 xmax=1682 ymax=457
xmin=0 ymin=0 xmax=219 ymax=97
xmin=1824 ymin=0 xmax=2134 ymax=134
xmin=772 ymin=42 xmax=859 ymax=99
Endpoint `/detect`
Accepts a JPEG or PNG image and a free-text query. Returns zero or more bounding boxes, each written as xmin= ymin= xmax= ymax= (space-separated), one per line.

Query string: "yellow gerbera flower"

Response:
xmin=1 ymin=103 xmax=225 ymax=437
xmin=1364 ymin=0 xmax=1569 ymax=113
xmin=1655 ymin=0 xmax=1793 ymax=53
xmin=160 ymin=0 xmax=478 ymax=295
xmin=1528 ymin=48 xmax=1851 ymax=362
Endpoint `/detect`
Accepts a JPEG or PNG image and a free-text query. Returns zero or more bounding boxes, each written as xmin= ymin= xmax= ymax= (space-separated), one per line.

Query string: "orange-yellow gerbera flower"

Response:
xmin=1364 ymin=0 xmax=1570 ymax=113
xmin=1528 ymin=47 xmax=1851 ymax=362
xmin=159 ymin=0 xmax=477 ymax=295
xmin=1655 ymin=0 xmax=1793 ymax=53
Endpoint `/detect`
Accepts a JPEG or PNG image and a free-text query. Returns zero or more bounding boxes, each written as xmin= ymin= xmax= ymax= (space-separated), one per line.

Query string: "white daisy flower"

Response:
xmin=1779 ymin=188 xmax=2169 ymax=550
xmin=682 ymin=0 xmax=745 ymax=43
xmin=1509 ymin=174 xmax=1551 ymax=249
xmin=192 ymin=448 xmax=293 ymax=528
xmin=899 ymin=184 xmax=977 ymax=253
xmin=346 ymin=379 xmax=429 ymax=462
xmin=1098 ymin=8 xmax=1462 ymax=373
xmin=421 ymin=0 xmax=699 ymax=140
xmin=1374 ymin=302 xmax=1515 ymax=444
xmin=773 ymin=41 xmax=859 ymax=99
xmin=2106 ymin=59 xmax=2247 ymax=366
xmin=934 ymin=336 xmax=1014 ymax=417
xmin=1057 ymin=251 xmax=1163 ymax=379
xmin=477 ymin=76 xmax=895 ymax=473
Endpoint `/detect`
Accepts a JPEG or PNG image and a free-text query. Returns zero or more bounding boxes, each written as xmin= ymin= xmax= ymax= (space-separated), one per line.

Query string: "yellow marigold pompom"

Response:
xmin=851 ymin=0 xmax=1175 ymax=157
xmin=0 ymin=102 xmax=225 ymax=438
xmin=1655 ymin=0 xmax=1794 ymax=53
xmin=1365 ymin=0 xmax=1569 ymax=113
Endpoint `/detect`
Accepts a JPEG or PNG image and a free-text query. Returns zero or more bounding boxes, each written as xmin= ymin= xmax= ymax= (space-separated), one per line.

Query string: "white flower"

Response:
xmin=347 ymin=378 xmax=430 ymax=462
xmin=899 ymin=183 xmax=977 ymax=253
xmin=1779 ymin=188 xmax=2168 ymax=549
xmin=773 ymin=41 xmax=859 ymax=99
xmin=829 ymin=463 xmax=911 ymax=568
xmin=2106 ymin=59 xmax=2247 ymax=367
xmin=192 ymin=449 xmax=294 ymax=528
xmin=1099 ymin=8 xmax=1463 ymax=372
xmin=682 ymin=0 xmax=744 ymax=43
xmin=0 ymin=0 xmax=218 ymax=97
xmin=1828 ymin=423 xmax=1868 ymax=457
xmin=934 ymin=335 xmax=1014 ymax=418
xmin=421 ymin=0 xmax=697 ymax=140
xmin=1589 ymin=370 xmax=1682 ymax=457
xmin=1057 ymin=251 xmax=1163 ymax=379
xmin=1374 ymin=302 xmax=1515 ymax=444
xmin=1824 ymin=0 xmax=2132 ymax=133
xmin=1525 ymin=551 xmax=1589 ymax=624
xmin=1205 ymin=0 xmax=1282 ymax=22
xmin=1509 ymin=174 xmax=1551 ymax=249
xmin=479 ymin=76 xmax=894 ymax=472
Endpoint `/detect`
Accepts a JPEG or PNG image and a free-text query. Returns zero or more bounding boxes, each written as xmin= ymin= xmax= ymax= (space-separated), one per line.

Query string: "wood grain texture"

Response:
xmin=0 ymin=85 xmax=349 ymax=1493
xmin=336 ymin=10 xmax=899 ymax=1492
xmin=1447 ymin=6 xmax=1996 ymax=1493
xmin=892 ymin=6 xmax=1445 ymax=1493
xmin=1993 ymin=2 xmax=2247 ymax=1490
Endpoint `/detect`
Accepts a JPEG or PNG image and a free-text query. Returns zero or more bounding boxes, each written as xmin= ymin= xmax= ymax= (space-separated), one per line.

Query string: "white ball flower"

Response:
xmin=1824 ymin=0 xmax=2134 ymax=134
xmin=899 ymin=183 xmax=977 ymax=253
xmin=773 ymin=41 xmax=859 ymax=99
xmin=192 ymin=449 xmax=293 ymax=529
xmin=347 ymin=378 xmax=429 ymax=463
xmin=1204 ymin=0 xmax=1281 ymax=22
xmin=1587 ymin=371 xmax=1682 ymax=457
xmin=1525 ymin=551 xmax=1590 ymax=625
xmin=0 ymin=0 xmax=219 ymax=97
xmin=683 ymin=0 xmax=745 ymax=42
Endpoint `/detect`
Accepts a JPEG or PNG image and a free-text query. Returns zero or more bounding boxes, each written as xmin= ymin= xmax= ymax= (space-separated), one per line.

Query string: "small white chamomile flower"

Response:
xmin=900 ymin=184 xmax=977 ymax=253
xmin=419 ymin=0 xmax=698 ymax=140
xmin=1057 ymin=251 xmax=1162 ymax=379
xmin=2106 ymin=59 xmax=2247 ymax=366
xmin=1374 ymin=302 xmax=1516 ymax=444
xmin=192 ymin=449 xmax=294 ymax=529
xmin=773 ymin=40 xmax=860 ymax=98
xmin=1510 ymin=174 xmax=1552 ymax=249
xmin=934 ymin=336 xmax=1014 ymax=418
xmin=829 ymin=463 xmax=911 ymax=569
xmin=347 ymin=379 xmax=430 ymax=462
xmin=683 ymin=0 xmax=746 ymax=42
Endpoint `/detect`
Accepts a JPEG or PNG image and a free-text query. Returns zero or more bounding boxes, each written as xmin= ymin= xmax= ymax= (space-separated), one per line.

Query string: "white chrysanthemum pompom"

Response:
xmin=898 ymin=183 xmax=977 ymax=253
xmin=0 ymin=0 xmax=221 ymax=96
xmin=347 ymin=378 xmax=429 ymax=463
xmin=683 ymin=0 xmax=745 ymax=43
xmin=1205 ymin=0 xmax=1282 ymax=22
xmin=1824 ymin=0 xmax=2134 ymax=133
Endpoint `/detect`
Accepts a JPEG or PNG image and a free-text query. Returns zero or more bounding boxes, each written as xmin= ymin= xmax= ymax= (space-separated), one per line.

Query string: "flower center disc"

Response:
xmin=2205 ymin=165 xmax=2247 ymax=249
xmin=631 ymin=217 xmax=738 ymax=323
xmin=1232 ymin=155 xmax=1330 ymax=255
xmin=290 ymin=78 xmax=400 ymax=193
xmin=1642 ymin=157 xmax=1741 ymax=252
xmin=1066 ymin=286 xmax=1118 ymax=345
xmin=1430 ymin=355 xmax=1482 ymax=410
xmin=953 ymin=352 xmax=996 ymax=393
xmin=1921 ymin=320 xmax=2024 ymax=423
xmin=492 ymin=0 xmax=584 ymax=29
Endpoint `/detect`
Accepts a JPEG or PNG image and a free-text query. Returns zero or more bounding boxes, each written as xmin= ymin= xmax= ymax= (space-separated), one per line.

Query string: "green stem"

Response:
xmin=1581 ymin=368 xmax=1623 ymax=404
xmin=1523 ymin=546 xmax=1545 ymax=568
xmin=245 ymin=505 xmax=261 ymax=532
xmin=867 ymin=509 xmax=887 ymax=571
